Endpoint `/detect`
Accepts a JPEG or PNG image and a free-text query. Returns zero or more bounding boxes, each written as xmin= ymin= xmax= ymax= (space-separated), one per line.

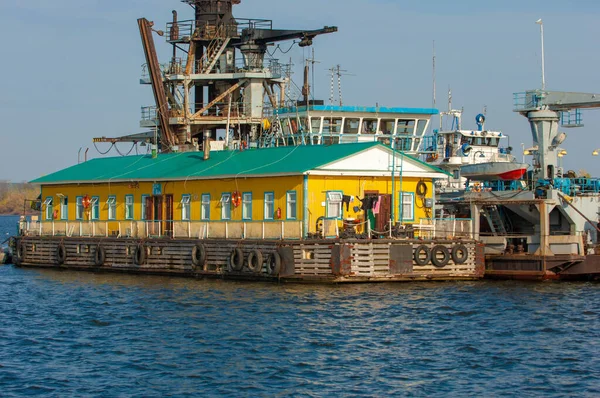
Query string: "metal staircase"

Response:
xmin=482 ymin=205 xmax=507 ymax=235
xmin=201 ymin=25 xmax=230 ymax=74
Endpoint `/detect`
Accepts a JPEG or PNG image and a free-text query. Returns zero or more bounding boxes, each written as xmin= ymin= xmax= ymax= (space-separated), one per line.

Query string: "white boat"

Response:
xmin=425 ymin=110 xmax=528 ymax=184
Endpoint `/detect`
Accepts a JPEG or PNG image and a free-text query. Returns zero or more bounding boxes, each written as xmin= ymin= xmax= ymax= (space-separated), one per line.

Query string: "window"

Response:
xmin=242 ymin=192 xmax=252 ymax=220
xmin=181 ymin=194 xmax=191 ymax=221
xmin=60 ymin=196 xmax=68 ymax=220
xmin=400 ymin=192 xmax=414 ymax=221
xmin=76 ymin=196 xmax=84 ymax=220
xmin=310 ymin=117 xmax=322 ymax=133
xmin=221 ymin=193 xmax=231 ymax=220
xmin=361 ymin=119 xmax=378 ymax=134
xmin=44 ymin=197 xmax=53 ymax=220
xmin=343 ymin=118 xmax=360 ymax=134
xmin=326 ymin=191 xmax=343 ymax=219
xmin=91 ymin=197 xmax=99 ymax=220
xmin=141 ymin=195 xmax=149 ymax=220
xmin=264 ymin=192 xmax=274 ymax=220
xmin=201 ymin=194 xmax=210 ymax=220
xmin=107 ymin=196 xmax=116 ymax=220
xmin=125 ymin=195 xmax=134 ymax=220
xmin=286 ymin=191 xmax=297 ymax=220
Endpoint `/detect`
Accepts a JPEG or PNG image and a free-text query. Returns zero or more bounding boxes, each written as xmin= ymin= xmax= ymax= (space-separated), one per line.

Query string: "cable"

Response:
xmin=93 ymin=142 xmax=115 ymax=155
xmin=114 ymin=142 xmax=136 ymax=157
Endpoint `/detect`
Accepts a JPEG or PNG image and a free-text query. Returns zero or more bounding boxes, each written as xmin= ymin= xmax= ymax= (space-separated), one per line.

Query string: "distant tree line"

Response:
xmin=0 ymin=182 xmax=40 ymax=215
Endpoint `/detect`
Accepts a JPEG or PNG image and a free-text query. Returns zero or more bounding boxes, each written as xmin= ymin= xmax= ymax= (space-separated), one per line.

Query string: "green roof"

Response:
xmin=31 ymin=142 xmax=448 ymax=184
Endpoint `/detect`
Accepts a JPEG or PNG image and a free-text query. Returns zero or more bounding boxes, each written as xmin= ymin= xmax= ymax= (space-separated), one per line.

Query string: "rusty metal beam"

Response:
xmin=263 ymin=81 xmax=277 ymax=109
xmin=138 ymin=18 xmax=175 ymax=149
xmin=190 ymin=80 xmax=246 ymax=119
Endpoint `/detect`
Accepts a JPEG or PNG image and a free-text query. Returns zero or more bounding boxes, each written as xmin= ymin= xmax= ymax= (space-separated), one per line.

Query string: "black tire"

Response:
xmin=230 ymin=248 xmax=244 ymax=271
xmin=431 ymin=245 xmax=450 ymax=268
xmin=416 ymin=180 xmax=428 ymax=197
xmin=134 ymin=244 xmax=147 ymax=265
xmin=247 ymin=250 xmax=263 ymax=274
xmin=191 ymin=243 xmax=206 ymax=269
xmin=56 ymin=243 xmax=67 ymax=265
xmin=94 ymin=245 xmax=106 ymax=267
xmin=414 ymin=245 xmax=431 ymax=266
xmin=267 ymin=252 xmax=282 ymax=276
xmin=451 ymin=244 xmax=469 ymax=265
xmin=14 ymin=241 xmax=24 ymax=265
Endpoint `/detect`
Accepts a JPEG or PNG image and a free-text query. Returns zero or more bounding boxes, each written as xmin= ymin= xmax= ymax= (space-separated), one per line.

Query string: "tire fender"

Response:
xmin=431 ymin=245 xmax=450 ymax=268
xmin=94 ymin=245 xmax=106 ymax=267
xmin=247 ymin=249 xmax=263 ymax=274
xmin=134 ymin=244 xmax=147 ymax=265
xmin=56 ymin=243 xmax=67 ymax=265
xmin=230 ymin=248 xmax=244 ymax=271
xmin=191 ymin=243 xmax=206 ymax=269
xmin=267 ymin=252 xmax=282 ymax=276
xmin=451 ymin=244 xmax=469 ymax=265
xmin=414 ymin=245 xmax=431 ymax=266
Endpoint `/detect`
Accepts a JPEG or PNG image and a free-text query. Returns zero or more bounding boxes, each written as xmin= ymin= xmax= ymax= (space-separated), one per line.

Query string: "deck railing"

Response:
xmin=415 ymin=218 xmax=473 ymax=239
xmin=19 ymin=220 xmax=305 ymax=240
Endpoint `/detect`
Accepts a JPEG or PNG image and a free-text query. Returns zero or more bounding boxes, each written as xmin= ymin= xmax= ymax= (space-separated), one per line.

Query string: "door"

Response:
xmin=376 ymin=194 xmax=392 ymax=233
xmin=164 ymin=194 xmax=173 ymax=236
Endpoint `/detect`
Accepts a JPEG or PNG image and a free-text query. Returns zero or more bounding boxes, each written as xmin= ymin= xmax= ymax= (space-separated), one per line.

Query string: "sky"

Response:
xmin=1 ymin=0 xmax=600 ymax=181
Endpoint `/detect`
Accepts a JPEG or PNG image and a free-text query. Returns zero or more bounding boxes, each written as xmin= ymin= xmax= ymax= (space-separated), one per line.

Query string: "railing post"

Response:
xmin=262 ymin=222 xmax=265 ymax=239
xmin=52 ymin=221 xmax=55 ymax=237
xmin=188 ymin=221 xmax=191 ymax=238
xmin=281 ymin=221 xmax=284 ymax=239
xmin=225 ymin=222 xmax=229 ymax=239
xmin=80 ymin=222 xmax=82 ymax=237
xmin=243 ymin=222 xmax=246 ymax=239
xmin=105 ymin=222 xmax=108 ymax=237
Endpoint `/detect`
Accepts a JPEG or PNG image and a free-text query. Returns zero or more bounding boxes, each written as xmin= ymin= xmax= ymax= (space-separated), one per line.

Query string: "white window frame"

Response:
xmin=242 ymin=192 xmax=252 ymax=220
xmin=107 ymin=196 xmax=117 ymax=220
xmin=201 ymin=194 xmax=210 ymax=221
xmin=221 ymin=193 xmax=231 ymax=220
xmin=60 ymin=196 xmax=68 ymax=220
xmin=181 ymin=194 xmax=191 ymax=221
xmin=91 ymin=197 xmax=99 ymax=220
xmin=400 ymin=192 xmax=414 ymax=221
xmin=326 ymin=191 xmax=343 ymax=219
xmin=286 ymin=191 xmax=297 ymax=220
xmin=76 ymin=196 xmax=84 ymax=220
xmin=264 ymin=192 xmax=274 ymax=220
xmin=140 ymin=195 xmax=148 ymax=220
xmin=125 ymin=195 xmax=134 ymax=220
xmin=44 ymin=197 xmax=53 ymax=220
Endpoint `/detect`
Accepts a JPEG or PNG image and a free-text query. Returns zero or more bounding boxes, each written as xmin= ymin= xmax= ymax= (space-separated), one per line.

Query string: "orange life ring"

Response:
xmin=290 ymin=119 xmax=298 ymax=133
xmin=232 ymin=191 xmax=242 ymax=208
xmin=82 ymin=195 xmax=91 ymax=209
xmin=473 ymin=184 xmax=481 ymax=192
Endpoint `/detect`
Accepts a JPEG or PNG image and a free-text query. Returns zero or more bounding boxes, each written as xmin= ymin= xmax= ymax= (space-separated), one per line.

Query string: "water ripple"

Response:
xmin=1 ymin=216 xmax=600 ymax=396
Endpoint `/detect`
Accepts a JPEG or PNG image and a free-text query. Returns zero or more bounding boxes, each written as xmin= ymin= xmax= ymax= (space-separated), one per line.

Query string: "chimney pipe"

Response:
xmin=203 ymin=130 xmax=211 ymax=160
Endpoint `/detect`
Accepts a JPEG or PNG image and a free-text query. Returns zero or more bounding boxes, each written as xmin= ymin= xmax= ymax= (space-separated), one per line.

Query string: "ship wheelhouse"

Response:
xmin=271 ymin=105 xmax=438 ymax=154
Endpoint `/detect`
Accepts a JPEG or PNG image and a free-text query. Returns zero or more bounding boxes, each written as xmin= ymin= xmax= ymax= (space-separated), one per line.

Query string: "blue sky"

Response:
xmin=1 ymin=0 xmax=600 ymax=181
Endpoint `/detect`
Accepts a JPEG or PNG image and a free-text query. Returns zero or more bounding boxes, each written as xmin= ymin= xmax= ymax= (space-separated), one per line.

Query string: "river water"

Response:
xmin=0 ymin=215 xmax=598 ymax=397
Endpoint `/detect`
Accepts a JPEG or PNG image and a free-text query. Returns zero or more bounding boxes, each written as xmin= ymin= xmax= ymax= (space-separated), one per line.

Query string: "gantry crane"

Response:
xmin=514 ymin=89 xmax=600 ymax=182
xmin=95 ymin=0 xmax=337 ymax=153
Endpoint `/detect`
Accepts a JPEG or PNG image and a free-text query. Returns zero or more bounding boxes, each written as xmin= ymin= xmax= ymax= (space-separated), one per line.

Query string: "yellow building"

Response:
xmin=31 ymin=142 xmax=449 ymax=239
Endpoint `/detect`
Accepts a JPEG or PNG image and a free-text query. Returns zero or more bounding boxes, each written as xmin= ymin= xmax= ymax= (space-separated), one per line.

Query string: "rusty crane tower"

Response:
xmin=97 ymin=0 xmax=336 ymax=153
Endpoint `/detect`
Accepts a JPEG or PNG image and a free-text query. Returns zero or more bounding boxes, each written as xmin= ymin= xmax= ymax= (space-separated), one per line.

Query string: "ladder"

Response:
xmin=482 ymin=205 xmax=507 ymax=235
xmin=201 ymin=25 xmax=230 ymax=74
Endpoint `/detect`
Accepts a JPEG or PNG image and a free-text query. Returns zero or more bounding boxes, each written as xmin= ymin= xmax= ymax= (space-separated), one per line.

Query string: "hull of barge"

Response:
xmin=12 ymin=236 xmax=484 ymax=283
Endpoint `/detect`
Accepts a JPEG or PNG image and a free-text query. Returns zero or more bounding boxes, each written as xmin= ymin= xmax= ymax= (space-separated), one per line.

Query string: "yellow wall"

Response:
xmin=306 ymin=175 xmax=433 ymax=229
xmin=41 ymin=175 xmax=304 ymax=223
xmin=40 ymin=174 xmax=433 ymax=234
